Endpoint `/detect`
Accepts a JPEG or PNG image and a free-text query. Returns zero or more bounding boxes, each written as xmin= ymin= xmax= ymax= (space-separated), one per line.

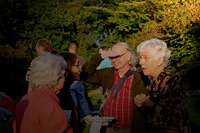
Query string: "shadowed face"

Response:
xmin=71 ymin=59 xmax=82 ymax=75
xmin=110 ymin=44 xmax=130 ymax=70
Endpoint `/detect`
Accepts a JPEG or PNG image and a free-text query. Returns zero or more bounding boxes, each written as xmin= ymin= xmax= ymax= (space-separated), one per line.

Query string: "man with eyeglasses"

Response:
xmin=85 ymin=42 xmax=146 ymax=133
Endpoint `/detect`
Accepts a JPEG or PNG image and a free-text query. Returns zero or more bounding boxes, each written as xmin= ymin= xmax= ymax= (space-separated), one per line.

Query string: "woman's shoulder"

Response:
xmin=164 ymin=71 xmax=181 ymax=80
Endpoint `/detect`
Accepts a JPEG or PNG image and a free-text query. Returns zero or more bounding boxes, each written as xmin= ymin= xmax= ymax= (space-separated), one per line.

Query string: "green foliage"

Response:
xmin=167 ymin=36 xmax=200 ymax=75
xmin=0 ymin=121 xmax=13 ymax=133
xmin=186 ymin=96 xmax=200 ymax=128
xmin=0 ymin=42 xmax=30 ymax=97
xmin=0 ymin=0 xmax=200 ymax=96
xmin=88 ymin=93 xmax=101 ymax=110
xmin=131 ymin=0 xmax=200 ymax=75
xmin=156 ymin=0 xmax=200 ymax=75
xmin=0 ymin=0 xmax=29 ymax=46
xmin=85 ymin=1 xmax=152 ymax=45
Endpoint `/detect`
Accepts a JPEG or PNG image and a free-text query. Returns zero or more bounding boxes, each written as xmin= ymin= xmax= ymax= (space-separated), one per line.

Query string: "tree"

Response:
xmin=0 ymin=0 xmax=200 ymax=96
xmin=131 ymin=0 xmax=200 ymax=75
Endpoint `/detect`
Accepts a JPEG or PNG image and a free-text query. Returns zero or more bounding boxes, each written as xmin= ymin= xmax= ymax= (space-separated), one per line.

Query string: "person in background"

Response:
xmin=58 ymin=52 xmax=91 ymax=133
xmin=134 ymin=38 xmax=190 ymax=133
xmin=12 ymin=54 xmax=72 ymax=133
xmin=68 ymin=41 xmax=86 ymax=68
xmin=0 ymin=90 xmax=15 ymax=122
xmin=25 ymin=38 xmax=55 ymax=93
xmin=96 ymin=46 xmax=113 ymax=70
xmin=96 ymin=46 xmax=113 ymax=99
xmin=85 ymin=42 xmax=146 ymax=133
xmin=67 ymin=41 xmax=93 ymax=110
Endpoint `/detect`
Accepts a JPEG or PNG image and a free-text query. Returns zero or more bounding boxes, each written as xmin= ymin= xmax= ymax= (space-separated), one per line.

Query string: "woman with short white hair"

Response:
xmin=134 ymin=38 xmax=191 ymax=132
xmin=13 ymin=54 xmax=72 ymax=133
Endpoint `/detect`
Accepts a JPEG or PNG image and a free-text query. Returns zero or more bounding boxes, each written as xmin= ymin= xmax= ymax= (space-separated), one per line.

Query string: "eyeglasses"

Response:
xmin=109 ymin=52 xmax=127 ymax=60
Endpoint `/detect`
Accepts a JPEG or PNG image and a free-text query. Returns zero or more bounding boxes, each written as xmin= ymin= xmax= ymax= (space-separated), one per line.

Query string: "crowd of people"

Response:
xmin=1 ymin=38 xmax=191 ymax=133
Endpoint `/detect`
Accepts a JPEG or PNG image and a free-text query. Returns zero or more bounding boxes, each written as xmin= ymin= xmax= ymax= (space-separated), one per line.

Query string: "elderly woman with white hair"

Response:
xmin=12 ymin=54 xmax=72 ymax=133
xmin=134 ymin=38 xmax=190 ymax=133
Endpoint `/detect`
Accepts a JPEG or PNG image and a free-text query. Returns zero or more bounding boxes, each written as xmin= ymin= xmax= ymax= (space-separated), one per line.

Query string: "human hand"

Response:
xmin=134 ymin=94 xmax=154 ymax=108
xmin=101 ymin=48 xmax=119 ymax=59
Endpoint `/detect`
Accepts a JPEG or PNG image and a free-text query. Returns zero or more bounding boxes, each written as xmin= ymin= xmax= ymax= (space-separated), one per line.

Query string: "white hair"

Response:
xmin=114 ymin=42 xmax=137 ymax=67
xmin=137 ymin=38 xmax=171 ymax=66
xmin=29 ymin=54 xmax=67 ymax=89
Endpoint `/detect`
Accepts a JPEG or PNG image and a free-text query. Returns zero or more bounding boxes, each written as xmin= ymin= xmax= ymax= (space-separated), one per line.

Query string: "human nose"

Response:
xmin=139 ymin=58 xmax=144 ymax=65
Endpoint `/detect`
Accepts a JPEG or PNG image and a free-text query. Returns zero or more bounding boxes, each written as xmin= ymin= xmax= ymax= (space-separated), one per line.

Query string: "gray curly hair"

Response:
xmin=29 ymin=54 xmax=67 ymax=89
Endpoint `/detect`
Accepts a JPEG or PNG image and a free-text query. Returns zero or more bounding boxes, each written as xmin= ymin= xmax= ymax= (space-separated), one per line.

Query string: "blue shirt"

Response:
xmin=97 ymin=58 xmax=113 ymax=69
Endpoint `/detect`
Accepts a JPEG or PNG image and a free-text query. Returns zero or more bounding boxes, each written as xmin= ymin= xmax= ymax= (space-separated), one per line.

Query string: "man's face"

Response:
xmin=110 ymin=44 xmax=130 ymax=70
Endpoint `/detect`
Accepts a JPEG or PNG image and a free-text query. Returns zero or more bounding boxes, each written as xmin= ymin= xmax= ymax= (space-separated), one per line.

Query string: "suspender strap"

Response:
xmin=99 ymin=68 xmax=135 ymax=116
xmin=111 ymin=68 xmax=135 ymax=99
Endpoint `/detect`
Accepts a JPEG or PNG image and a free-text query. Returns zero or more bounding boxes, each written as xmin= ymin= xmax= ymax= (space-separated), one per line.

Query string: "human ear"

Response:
xmin=126 ymin=52 xmax=131 ymax=61
xmin=157 ymin=57 xmax=164 ymax=66
xmin=54 ymin=76 xmax=64 ymax=93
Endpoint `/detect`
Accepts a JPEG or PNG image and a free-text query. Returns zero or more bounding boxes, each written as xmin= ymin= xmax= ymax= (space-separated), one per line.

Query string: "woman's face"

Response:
xmin=71 ymin=59 xmax=82 ymax=74
xmin=139 ymin=48 xmax=162 ymax=78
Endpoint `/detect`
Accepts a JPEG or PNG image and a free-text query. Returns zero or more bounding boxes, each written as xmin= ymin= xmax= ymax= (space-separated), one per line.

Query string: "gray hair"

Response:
xmin=137 ymin=38 xmax=171 ymax=66
xmin=29 ymin=54 xmax=67 ymax=89
xmin=113 ymin=42 xmax=137 ymax=67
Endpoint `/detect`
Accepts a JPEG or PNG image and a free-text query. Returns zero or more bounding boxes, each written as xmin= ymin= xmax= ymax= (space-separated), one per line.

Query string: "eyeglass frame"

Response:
xmin=109 ymin=52 xmax=127 ymax=60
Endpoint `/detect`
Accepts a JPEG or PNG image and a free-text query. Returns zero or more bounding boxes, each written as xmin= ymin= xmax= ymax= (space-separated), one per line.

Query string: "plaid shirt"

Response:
xmin=102 ymin=70 xmax=134 ymax=127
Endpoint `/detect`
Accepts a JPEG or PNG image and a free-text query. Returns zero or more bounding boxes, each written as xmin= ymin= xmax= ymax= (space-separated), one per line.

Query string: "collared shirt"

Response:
xmin=102 ymin=70 xmax=134 ymax=127
xmin=13 ymin=89 xmax=72 ymax=133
